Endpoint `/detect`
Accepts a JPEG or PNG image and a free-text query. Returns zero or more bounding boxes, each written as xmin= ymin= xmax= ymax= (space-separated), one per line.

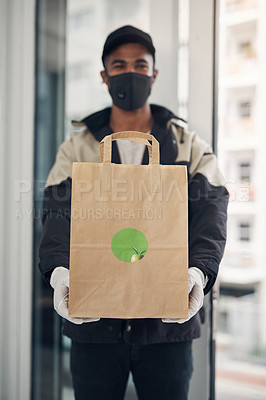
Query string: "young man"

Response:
xmin=39 ymin=25 xmax=228 ymax=400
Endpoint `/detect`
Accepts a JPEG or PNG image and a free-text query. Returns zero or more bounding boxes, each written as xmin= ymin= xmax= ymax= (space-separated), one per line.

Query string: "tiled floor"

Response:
xmin=216 ymin=344 xmax=266 ymax=400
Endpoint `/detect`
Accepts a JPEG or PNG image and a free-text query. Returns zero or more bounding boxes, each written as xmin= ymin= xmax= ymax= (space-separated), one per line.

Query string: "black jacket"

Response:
xmin=39 ymin=104 xmax=229 ymax=344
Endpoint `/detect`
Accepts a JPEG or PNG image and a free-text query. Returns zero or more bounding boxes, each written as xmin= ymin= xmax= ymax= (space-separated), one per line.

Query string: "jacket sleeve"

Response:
xmin=45 ymin=134 xmax=76 ymax=188
xmin=38 ymin=137 xmax=75 ymax=283
xmin=188 ymin=132 xmax=229 ymax=294
xmin=38 ymin=178 xmax=72 ymax=283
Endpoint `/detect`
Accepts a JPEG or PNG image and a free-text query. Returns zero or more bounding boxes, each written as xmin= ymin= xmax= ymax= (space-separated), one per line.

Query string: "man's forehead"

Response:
xmin=106 ymin=43 xmax=153 ymax=63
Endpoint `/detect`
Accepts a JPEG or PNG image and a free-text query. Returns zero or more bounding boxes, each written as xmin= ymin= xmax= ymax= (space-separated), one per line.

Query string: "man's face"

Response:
xmin=101 ymin=42 xmax=158 ymax=83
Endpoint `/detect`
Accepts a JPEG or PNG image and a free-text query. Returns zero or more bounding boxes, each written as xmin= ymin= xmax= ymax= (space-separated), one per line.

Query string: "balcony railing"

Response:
xmin=225 ymin=54 xmax=257 ymax=75
xmin=220 ymin=117 xmax=256 ymax=137
xmin=226 ymin=0 xmax=258 ymax=12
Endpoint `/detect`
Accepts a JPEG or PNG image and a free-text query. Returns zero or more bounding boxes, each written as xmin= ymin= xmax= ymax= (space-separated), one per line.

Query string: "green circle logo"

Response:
xmin=111 ymin=228 xmax=148 ymax=263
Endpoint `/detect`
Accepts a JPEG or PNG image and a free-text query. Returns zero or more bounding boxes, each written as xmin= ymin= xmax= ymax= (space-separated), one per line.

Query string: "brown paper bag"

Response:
xmin=69 ymin=131 xmax=188 ymax=319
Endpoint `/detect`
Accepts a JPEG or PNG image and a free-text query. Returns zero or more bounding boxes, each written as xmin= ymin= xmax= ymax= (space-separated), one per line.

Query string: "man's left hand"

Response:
xmin=162 ymin=267 xmax=207 ymax=324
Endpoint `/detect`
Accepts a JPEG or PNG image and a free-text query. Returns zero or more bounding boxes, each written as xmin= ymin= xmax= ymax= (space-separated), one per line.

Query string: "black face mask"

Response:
xmin=106 ymin=72 xmax=153 ymax=111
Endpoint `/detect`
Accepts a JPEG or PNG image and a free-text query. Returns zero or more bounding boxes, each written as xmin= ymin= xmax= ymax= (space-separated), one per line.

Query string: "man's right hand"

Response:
xmin=50 ymin=266 xmax=100 ymax=325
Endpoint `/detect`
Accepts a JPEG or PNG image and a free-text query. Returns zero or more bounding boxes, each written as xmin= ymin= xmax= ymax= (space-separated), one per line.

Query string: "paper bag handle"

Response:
xmin=99 ymin=131 xmax=160 ymax=165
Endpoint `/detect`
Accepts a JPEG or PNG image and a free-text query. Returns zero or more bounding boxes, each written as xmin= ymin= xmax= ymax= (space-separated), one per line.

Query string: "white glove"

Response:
xmin=50 ymin=266 xmax=100 ymax=325
xmin=162 ymin=267 xmax=207 ymax=324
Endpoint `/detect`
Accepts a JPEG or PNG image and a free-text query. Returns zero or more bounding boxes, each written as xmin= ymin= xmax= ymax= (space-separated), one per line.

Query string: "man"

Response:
xmin=39 ymin=25 xmax=228 ymax=400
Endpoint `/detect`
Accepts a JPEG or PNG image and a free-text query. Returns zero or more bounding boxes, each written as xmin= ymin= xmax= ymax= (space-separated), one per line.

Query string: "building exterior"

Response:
xmin=217 ymin=0 xmax=266 ymax=360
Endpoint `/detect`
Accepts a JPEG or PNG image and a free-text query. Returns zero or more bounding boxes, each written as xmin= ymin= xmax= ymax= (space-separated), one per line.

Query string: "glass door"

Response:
xmin=32 ymin=1 xmax=219 ymax=399
xmin=32 ymin=0 xmax=67 ymax=399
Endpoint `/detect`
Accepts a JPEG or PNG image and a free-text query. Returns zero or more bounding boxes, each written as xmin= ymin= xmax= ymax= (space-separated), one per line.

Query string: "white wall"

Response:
xmin=188 ymin=0 xmax=215 ymax=143
xmin=149 ymin=0 xmax=179 ymax=112
xmin=0 ymin=0 xmax=35 ymax=399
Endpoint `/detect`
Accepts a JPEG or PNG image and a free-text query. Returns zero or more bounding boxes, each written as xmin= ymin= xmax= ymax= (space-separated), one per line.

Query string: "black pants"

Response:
xmin=70 ymin=338 xmax=193 ymax=400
